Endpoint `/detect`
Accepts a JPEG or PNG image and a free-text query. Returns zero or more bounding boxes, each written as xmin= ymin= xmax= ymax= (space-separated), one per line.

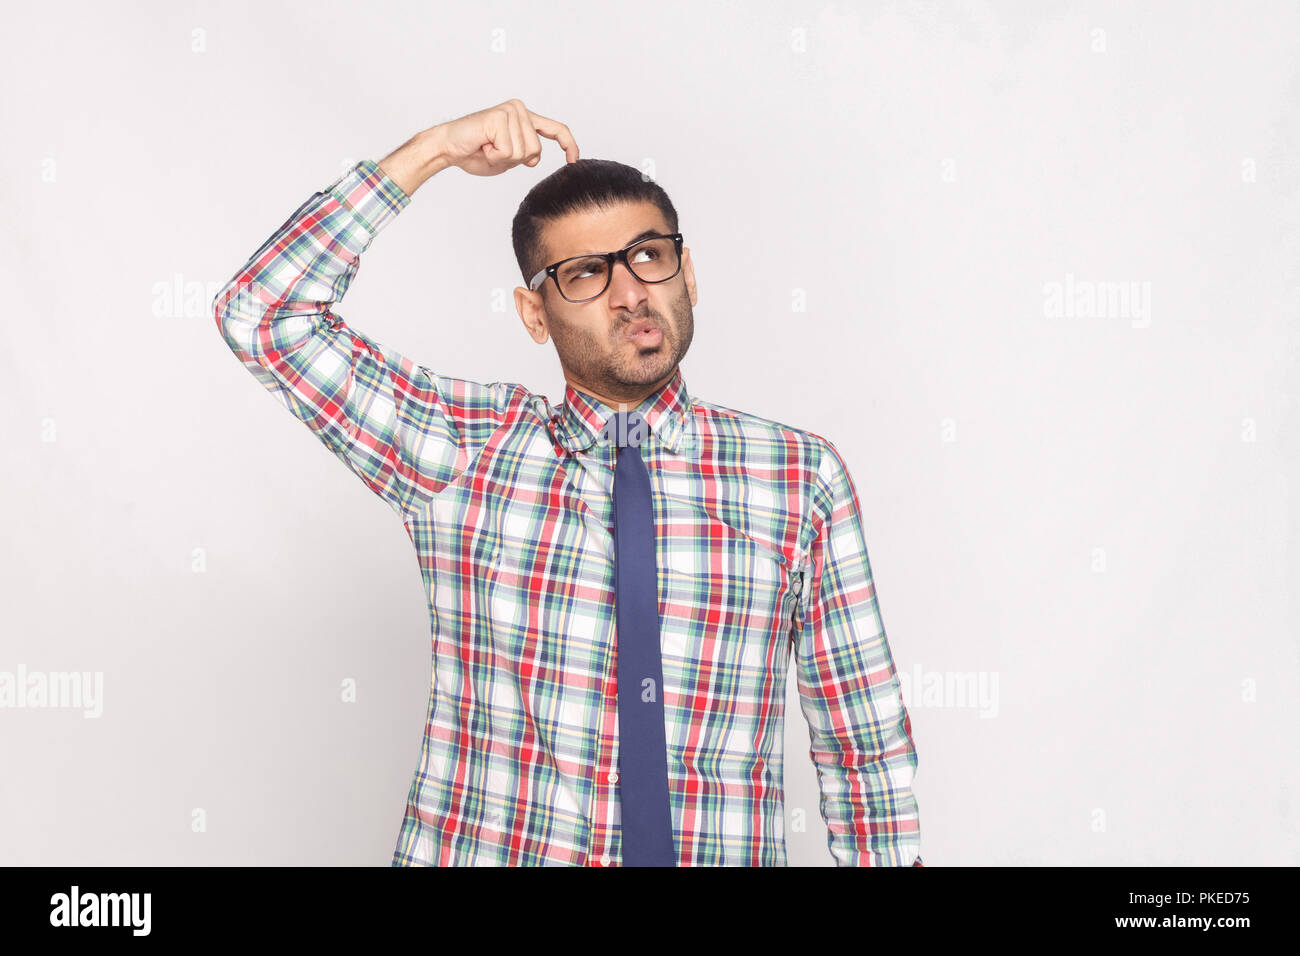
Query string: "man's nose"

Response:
xmin=607 ymin=259 xmax=649 ymax=305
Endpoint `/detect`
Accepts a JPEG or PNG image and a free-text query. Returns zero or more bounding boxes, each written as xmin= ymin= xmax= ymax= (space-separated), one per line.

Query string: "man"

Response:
xmin=213 ymin=99 xmax=924 ymax=867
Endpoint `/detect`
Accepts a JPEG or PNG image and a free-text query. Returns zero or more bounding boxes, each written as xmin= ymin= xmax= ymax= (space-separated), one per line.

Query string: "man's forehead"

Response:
xmin=544 ymin=200 xmax=669 ymax=259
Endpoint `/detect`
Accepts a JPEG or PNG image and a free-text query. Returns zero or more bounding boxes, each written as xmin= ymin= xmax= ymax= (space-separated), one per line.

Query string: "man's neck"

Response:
xmin=568 ymin=370 xmax=675 ymax=411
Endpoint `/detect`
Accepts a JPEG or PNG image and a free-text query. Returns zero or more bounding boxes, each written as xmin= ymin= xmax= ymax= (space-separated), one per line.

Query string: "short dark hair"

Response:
xmin=512 ymin=158 xmax=680 ymax=291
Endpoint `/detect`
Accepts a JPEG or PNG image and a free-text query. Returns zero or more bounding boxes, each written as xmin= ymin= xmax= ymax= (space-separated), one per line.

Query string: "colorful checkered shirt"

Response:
xmin=213 ymin=160 xmax=924 ymax=866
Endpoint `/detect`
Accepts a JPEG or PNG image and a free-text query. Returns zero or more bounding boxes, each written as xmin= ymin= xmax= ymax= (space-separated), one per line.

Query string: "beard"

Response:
xmin=549 ymin=283 xmax=695 ymax=395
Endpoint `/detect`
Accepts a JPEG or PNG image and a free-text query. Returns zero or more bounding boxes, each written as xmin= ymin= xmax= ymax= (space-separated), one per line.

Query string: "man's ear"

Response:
xmin=515 ymin=286 xmax=550 ymax=344
xmin=682 ymin=246 xmax=698 ymax=306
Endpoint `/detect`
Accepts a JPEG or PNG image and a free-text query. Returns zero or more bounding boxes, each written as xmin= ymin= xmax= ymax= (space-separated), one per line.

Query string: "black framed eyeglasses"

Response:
xmin=529 ymin=233 xmax=684 ymax=303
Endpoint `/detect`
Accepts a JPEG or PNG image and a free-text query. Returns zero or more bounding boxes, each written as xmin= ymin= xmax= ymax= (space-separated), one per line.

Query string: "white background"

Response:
xmin=0 ymin=0 xmax=1296 ymax=865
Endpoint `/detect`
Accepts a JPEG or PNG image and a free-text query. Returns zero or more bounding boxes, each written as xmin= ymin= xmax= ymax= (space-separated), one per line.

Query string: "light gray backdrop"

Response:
xmin=1 ymin=0 xmax=1296 ymax=865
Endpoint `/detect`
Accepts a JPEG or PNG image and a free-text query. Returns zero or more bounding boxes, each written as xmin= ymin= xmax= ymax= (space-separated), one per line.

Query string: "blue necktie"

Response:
xmin=606 ymin=409 xmax=675 ymax=867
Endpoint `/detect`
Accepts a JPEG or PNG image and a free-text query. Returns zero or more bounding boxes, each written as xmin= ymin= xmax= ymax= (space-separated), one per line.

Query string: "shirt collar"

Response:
xmin=542 ymin=366 xmax=694 ymax=456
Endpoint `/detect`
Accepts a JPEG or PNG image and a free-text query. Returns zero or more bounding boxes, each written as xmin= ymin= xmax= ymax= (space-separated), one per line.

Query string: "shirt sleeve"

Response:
xmin=791 ymin=438 xmax=924 ymax=866
xmin=212 ymin=160 xmax=473 ymax=520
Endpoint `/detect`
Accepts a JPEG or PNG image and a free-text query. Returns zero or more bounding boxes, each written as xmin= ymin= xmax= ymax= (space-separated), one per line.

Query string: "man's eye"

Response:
xmin=563 ymin=260 xmax=602 ymax=280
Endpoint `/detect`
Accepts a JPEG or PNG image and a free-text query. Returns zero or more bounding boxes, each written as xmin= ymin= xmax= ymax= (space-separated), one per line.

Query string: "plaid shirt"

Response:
xmin=213 ymin=160 xmax=924 ymax=866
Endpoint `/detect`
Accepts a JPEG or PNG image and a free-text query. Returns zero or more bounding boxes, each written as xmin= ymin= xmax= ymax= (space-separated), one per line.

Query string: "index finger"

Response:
xmin=528 ymin=111 xmax=579 ymax=163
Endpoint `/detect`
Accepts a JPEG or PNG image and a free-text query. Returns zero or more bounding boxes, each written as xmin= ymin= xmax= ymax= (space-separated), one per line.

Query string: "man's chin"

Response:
xmin=613 ymin=358 xmax=676 ymax=387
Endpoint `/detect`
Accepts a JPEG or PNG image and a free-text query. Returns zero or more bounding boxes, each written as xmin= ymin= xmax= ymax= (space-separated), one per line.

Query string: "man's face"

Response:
xmin=515 ymin=200 xmax=697 ymax=403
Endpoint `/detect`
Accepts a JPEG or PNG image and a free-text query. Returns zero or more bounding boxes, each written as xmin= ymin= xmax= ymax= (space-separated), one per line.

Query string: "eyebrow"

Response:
xmin=566 ymin=228 xmax=665 ymax=260
xmin=621 ymin=228 xmax=663 ymax=248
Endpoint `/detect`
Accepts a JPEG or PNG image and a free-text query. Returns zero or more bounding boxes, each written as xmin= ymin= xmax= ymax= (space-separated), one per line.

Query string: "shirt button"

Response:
xmin=599 ymin=853 xmax=611 ymax=866
xmin=607 ymin=771 xmax=619 ymax=784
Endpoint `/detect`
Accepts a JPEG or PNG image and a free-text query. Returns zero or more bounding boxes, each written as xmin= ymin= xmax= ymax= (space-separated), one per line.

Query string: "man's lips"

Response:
xmin=623 ymin=320 xmax=663 ymax=343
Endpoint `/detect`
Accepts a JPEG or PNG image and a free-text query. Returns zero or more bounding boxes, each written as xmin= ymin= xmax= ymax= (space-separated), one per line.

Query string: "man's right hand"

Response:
xmin=378 ymin=99 xmax=579 ymax=196
xmin=436 ymin=99 xmax=579 ymax=175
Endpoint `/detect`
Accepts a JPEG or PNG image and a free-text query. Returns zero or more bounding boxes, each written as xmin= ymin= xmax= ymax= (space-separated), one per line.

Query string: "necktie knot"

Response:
xmin=603 ymin=409 xmax=649 ymax=449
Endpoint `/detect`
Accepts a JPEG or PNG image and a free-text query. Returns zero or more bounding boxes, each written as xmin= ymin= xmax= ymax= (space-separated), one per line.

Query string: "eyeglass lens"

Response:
xmin=557 ymin=237 xmax=678 ymax=301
